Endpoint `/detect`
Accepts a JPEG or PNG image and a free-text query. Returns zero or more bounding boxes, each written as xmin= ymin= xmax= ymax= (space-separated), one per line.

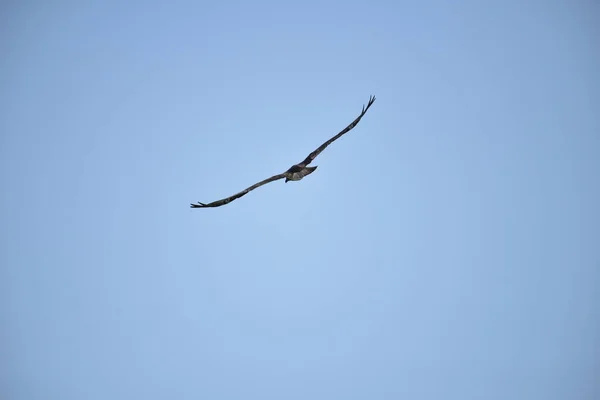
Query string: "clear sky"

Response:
xmin=1 ymin=1 xmax=598 ymax=399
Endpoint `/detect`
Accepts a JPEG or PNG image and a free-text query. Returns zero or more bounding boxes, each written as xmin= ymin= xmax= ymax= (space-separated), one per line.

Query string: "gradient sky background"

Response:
xmin=1 ymin=1 xmax=599 ymax=399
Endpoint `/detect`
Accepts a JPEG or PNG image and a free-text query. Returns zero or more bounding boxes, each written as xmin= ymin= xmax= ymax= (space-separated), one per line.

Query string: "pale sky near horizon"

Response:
xmin=1 ymin=1 xmax=599 ymax=399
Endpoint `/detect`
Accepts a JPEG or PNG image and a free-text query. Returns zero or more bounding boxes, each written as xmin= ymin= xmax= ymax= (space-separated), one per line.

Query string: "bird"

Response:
xmin=190 ymin=95 xmax=376 ymax=208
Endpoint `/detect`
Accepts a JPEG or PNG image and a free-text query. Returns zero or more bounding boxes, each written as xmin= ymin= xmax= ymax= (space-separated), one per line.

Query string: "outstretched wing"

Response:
xmin=299 ymin=95 xmax=376 ymax=166
xmin=191 ymin=174 xmax=285 ymax=208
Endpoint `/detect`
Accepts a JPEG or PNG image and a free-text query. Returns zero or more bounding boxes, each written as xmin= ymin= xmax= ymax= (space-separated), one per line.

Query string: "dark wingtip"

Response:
xmin=362 ymin=95 xmax=375 ymax=112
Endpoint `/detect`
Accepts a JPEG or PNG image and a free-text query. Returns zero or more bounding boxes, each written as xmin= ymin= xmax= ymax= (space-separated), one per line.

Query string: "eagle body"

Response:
xmin=191 ymin=95 xmax=376 ymax=208
xmin=284 ymin=165 xmax=317 ymax=182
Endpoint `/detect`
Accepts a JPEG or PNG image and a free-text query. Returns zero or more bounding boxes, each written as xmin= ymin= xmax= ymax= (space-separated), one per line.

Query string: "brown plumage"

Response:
xmin=191 ymin=95 xmax=376 ymax=208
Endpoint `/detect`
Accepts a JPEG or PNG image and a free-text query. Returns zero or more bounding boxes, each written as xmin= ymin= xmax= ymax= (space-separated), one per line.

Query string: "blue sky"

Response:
xmin=1 ymin=1 xmax=598 ymax=399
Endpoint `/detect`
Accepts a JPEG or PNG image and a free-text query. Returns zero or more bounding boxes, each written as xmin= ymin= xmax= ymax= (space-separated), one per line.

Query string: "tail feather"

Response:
xmin=303 ymin=166 xmax=317 ymax=177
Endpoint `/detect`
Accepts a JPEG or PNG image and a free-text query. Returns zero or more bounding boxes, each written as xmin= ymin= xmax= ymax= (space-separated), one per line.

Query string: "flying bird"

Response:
xmin=191 ymin=95 xmax=376 ymax=208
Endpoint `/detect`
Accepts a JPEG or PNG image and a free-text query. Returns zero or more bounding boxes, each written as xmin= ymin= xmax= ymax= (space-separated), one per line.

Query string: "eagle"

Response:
xmin=191 ymin=95 xmax=376 ymax=208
